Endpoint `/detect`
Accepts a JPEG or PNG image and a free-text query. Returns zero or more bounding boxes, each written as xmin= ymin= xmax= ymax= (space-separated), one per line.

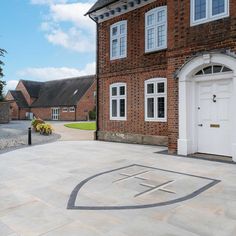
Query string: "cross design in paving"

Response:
xmin=114 ymin=171 xmax=176 ymax=197
xmin=67 ymin=164 xmax=221 ymax=210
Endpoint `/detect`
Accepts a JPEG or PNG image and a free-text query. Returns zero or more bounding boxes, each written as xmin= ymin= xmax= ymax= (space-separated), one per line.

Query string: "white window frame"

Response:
xmin=110 ymin=21 xmax=127 ymax=60
xmin=191 ymin=0 xmax=229 ymax=26
xmin=62 ymin=107 xmax=68 ymax=112
xmin=145 ymin=6 xmax=167 ymax=53
xmin=145 ymin=78 xmax=167 ymax=122
xmin=69 ymin=107 xmax=75 ymax=112
xmin=110 ymin=83 xmax=127 ymax=121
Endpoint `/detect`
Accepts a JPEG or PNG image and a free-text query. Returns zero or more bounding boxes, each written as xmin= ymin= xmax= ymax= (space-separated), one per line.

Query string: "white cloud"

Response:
xmin=32 ymin=0 xmax=96 ymax=53
xmin=50 ymin=3 xmax=94 ymax=30
xmin=16 ymin=63 xmax=96 ymax=81
xmin=46 ymin=27 xmax=95 ymax=52
xmin=5 ymin=80 xmax=19 ymax=92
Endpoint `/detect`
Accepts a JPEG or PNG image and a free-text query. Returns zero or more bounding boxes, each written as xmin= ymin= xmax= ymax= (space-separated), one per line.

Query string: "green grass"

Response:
xmin=64 ymin=122 xmax=96 ymax=130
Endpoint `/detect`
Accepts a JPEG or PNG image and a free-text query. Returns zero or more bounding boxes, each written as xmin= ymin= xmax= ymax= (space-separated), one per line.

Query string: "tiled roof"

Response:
xmin=31 ymin=75 xmax=95 ymax=107
xmin=9 ymin=90 xmax=29 ymax=108
xmin=86 ymin=0 xmax=118 ymax=15
xmin=21 ymin=80 xmax=43 ymax=98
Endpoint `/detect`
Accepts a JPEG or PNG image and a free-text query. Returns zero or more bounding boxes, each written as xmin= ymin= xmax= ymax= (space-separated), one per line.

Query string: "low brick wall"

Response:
xmin=0 ymin=102 xmax=10 ymax=123
xmin=97 ymin=131 xmax=168 ymax=146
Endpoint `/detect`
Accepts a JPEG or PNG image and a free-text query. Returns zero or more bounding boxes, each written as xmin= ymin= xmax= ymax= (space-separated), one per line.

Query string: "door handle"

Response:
xmin=212 ymin=94 xmax=217 ymax=103
xmin=198 ymin=124 xmax=203 ymax=127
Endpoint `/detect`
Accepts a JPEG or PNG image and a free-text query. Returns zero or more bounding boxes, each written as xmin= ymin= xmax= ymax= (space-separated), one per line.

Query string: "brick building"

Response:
xmin=6 ymin=75 xmax=96 ymax=121
xmin=87 ymin=0 xmax=236 ymax=161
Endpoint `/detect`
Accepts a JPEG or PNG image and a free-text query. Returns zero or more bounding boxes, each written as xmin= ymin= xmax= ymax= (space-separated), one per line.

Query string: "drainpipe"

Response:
xmin=75 ymin=105 xmax=77 ymax=121
xmin=89 ymin=14 xmax=99 ymax=140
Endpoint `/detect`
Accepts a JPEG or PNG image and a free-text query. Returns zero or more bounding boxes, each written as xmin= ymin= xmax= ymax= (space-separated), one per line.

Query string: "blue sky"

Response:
xmin=0 ymin=0 xmax=96 ymax=92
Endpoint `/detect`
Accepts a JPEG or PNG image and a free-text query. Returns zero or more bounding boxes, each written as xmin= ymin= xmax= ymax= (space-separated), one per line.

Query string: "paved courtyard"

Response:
xmin=0 ymin=141 xmax=236 ymax=236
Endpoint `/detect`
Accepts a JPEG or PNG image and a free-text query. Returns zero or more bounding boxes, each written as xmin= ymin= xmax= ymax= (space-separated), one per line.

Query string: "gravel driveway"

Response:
xmin=0 ymin=121 xmax=60 ymax=153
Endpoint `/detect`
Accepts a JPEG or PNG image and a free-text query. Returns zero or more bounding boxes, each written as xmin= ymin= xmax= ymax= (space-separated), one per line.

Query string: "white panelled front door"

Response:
xmin=197 ymin=79 xmax=232 ymax=156
xmin=52 ymin=108 xmax=60 ymax=120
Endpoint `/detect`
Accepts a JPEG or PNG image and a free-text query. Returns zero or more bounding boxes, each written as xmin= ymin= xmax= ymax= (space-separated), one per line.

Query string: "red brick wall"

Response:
xmin=19 ymin=108 xmax=30 ymax=120
xmin=31 ymin=108 xmax=52 ymax=120
xmin=76 ymin=81 xmax=96 ymax=120
xmin=5 ymin=92 xmax=19 ymax=120
xmin=60 ymin=108 xmax=76 ymax=121
xmin=10 ymin=102 xmax=19 ymax=120
xmin=97 ymin=0 xmax=236 ymax=152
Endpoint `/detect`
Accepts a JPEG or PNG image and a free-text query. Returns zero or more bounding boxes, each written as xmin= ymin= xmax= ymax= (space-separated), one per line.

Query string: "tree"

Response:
xmin=0 ymin=48 xmax=6 ymax=102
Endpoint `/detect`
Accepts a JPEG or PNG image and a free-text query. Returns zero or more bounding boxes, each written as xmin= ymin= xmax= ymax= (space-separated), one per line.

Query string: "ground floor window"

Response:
xmin=110 ymin=83 xmax=126 ymax=120
xmin=69 ymin=107 xmax=75 ymax=112
xmin=62 ymin=107 xmax=68 ymax=112
xmin=145 ymin=78 xmax=167 ymax=122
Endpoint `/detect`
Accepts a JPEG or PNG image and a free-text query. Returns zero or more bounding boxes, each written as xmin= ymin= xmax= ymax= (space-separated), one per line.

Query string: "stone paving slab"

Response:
xmin=0 ymin=141 xmax=236 ymax=235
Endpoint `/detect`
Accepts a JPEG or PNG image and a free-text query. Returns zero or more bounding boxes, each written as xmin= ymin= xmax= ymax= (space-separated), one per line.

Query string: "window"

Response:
xmin=145 ymin=6 xmax=167 ymax=53
xmin=110 ymin=21 xmax=127 ymax=60
xmin=69 ymin=107 xmax=75 ymax=112
xmin=145 ymin=78 xmax=167 ymax=122
xmin=191 ymin=0 xmax=229 ymax=26
xmin=110 ymin=83 xmax=127 ymax=120
xmin=195 ymin=65 xmax=232 ymax=76
xmin=62 ymin=107 xmax=68 ymax=112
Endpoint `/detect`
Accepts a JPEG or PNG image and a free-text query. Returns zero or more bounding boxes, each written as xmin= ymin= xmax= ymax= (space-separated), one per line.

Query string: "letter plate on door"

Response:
xmin=210 ymin=124 xmax=220 ymax=128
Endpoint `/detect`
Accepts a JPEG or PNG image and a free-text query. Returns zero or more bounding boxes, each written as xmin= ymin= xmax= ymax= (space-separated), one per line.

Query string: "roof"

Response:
xmin=86 ymin=0 xmax=118 ymax=15
xmin=21 ymin=80 xmax=43 ymax=98
xmin=9 ymin=90 xmax=29 ymax=108
xmin=31 ymin=75 xmax=95 ymax=108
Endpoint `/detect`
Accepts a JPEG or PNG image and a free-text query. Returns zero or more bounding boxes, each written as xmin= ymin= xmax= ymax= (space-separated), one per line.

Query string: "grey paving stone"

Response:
xmin=0 ymin=220 xmax=14 ymax=236
xmin=0 ymin=141 xmax=235 ymax=235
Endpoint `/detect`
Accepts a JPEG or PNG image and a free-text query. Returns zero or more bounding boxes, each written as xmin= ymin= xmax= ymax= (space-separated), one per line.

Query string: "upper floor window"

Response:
xmin=145 ymin=6 xmax=167 ymax=53
xmin=145 ymin=78 xmax=167 ymax=122
xmin=191 ymin=0 xmax=229 ymax=26
xmin=110 ymin=21 xmax=127 ymax=60
xmin=110 ymin=83 xmax=127 ymax=120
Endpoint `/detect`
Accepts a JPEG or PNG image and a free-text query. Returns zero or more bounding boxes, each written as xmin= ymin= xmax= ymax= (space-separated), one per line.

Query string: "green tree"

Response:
xmin=0 ymin=48 xmax=6 ymax=101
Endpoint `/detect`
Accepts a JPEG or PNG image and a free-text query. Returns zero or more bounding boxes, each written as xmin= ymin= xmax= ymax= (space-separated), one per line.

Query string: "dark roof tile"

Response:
xmin=9 ymin=90 xmax=29 ymax=108
xmin=31 ymin=75 xmax=95 ymax=107
xmin=86 ymin=0 xmax=118 ymax=15
xmin=21 ymin=80 xmax=43 ymax=98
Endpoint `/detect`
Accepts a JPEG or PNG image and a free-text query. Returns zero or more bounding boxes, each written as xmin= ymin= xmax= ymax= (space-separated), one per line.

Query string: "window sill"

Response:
xmin=190 ymin=14 xmax=229 ymax=27
xmin=110 ymin=118 xmax=127 ymax=121
xmin=144 ymin=48 xmax=167 ymax=55
xmin=145 ymin=119 xmax=167 ymax=123
xmin=110 ymin=56 xmax=127 ymax=62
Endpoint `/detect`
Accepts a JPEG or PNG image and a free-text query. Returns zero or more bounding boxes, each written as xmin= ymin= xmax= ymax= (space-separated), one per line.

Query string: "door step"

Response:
xmin=189 ymin=153 xmax=233 ymax=163
xmin=155 ymin=150 xmax=234 ymax=164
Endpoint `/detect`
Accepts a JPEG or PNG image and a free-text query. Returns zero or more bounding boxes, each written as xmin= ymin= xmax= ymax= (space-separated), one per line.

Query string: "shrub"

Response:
xmin=36 ymin=123 xmax=53 ymax=135
xmin=89 ymin=108 xmax=96 ymax=120
xmin=31 ymin=118 xmax=45 ymax=132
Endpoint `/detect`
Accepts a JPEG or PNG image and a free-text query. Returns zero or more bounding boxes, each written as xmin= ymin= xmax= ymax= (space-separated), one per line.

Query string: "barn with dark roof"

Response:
xmin=5 ymin=75 xmax=96 ymax=121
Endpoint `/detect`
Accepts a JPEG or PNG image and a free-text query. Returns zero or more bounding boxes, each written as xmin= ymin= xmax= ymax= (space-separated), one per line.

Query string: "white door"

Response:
xmin=197 ymin=79 xmax=232 ymax=156
xmin=52 ymin=108 xmax=60 ymax=120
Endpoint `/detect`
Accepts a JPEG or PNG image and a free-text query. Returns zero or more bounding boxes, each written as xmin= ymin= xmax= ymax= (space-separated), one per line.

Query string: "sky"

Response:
xmin=0 ymin=0 xmax=96 ymax=93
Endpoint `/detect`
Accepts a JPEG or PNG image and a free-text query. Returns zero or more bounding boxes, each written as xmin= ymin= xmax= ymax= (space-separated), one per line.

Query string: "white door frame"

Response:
xmin=177 ymin=53 xmax=236 ymax=161
xmin=52 ymin=107 xmax=60 ymax=120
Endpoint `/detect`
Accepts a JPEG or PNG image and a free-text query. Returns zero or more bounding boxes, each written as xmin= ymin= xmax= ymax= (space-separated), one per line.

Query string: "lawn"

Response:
xmin=64 ymin=122 xmax=96 ymax=130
